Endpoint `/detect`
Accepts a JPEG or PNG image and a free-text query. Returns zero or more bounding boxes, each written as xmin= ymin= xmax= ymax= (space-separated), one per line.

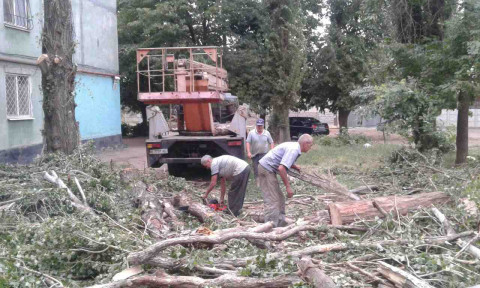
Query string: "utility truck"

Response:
xmin=136 ymin=47 xmax=246 ymax=176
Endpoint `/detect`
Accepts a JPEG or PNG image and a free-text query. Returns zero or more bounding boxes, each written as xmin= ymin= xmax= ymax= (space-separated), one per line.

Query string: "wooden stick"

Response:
xmin=43 ymin=170 xmax=94 ymax=215
xmin=373 ymin=200 xmax=389 ymax=217
xmin=86 ymin=272 xmax=301 ymax=288
xmin=377 ymin=261 xmax=435 ymax=288
xmin=128 ymin=223 xmax=368 ymax=265
xmin=144 ymin=231 xmax=476 ymax=269
xmin=431 ymin=207 xmax=480 ymax=260
xmin=74 ymin=177 xmax=88 ymax=205
xmin=287 ymin=170 xmax=360 ymax=201
xmin=298 ymin=256 xmax=337 ymax=288
xmin=346 ymin=262 xmax=387 ymax=285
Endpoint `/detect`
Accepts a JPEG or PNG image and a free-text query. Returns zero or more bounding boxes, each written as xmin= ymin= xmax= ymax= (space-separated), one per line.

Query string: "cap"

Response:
xmin=256 ymin=119 xmax=265 ymax=126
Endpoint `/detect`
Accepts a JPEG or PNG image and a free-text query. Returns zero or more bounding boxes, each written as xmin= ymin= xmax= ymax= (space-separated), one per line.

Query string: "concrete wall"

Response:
xmin=0 ymin=62 xmax=43 ymax=149
xmin=75 ymin=74 xmax=121 ymax=139
xmin=0 ymin=0 xmax=43 ymax=58
xmin=0 ymin=0 xmax=121 ymax=163
xmin=72 ymin=0 xmax=119 ymax=74
xmin=437 ymin=109 xmax=480 ymax=128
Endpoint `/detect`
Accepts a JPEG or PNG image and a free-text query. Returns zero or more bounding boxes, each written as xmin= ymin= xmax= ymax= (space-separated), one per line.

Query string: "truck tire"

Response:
xmin=168 ymin=164 xmax=186 ymax=177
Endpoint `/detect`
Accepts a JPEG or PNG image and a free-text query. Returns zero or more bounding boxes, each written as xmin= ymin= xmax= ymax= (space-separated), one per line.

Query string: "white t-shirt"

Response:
xmin=246 ymin=129 xmax=274 ymax=157
xmin=211 ymin=155 xmax=248 ymax=179
xmin=259 ymin=142 xmax=301 ymax=173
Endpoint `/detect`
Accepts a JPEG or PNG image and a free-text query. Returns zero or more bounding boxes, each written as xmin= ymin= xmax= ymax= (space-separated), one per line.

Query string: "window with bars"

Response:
xmin=3 ymin=0 xmax=32 ymax=30
xmin=5 ymin=74 xmax=32 ymax=119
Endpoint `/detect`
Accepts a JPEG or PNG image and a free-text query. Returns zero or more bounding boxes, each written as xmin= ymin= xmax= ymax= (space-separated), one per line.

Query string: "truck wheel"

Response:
xmin=168 ymin=164 xmax=185 ymax=177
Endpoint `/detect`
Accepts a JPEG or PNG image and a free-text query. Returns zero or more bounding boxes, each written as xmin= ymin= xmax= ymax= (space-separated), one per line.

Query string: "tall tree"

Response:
xmin=264 ymin=0 xmax=306 ymax=142
xmin=440 ymin=0 xmax=480 ymax=164
xmin=301 ymin=0 xmax=382 ymax=128
xmin=39 ymin=0 xmax=79 ymax=153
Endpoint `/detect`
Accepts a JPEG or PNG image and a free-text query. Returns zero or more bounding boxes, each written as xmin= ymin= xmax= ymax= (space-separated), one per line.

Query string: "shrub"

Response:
xmin=316 ymin=129 xmax=370 ymax=146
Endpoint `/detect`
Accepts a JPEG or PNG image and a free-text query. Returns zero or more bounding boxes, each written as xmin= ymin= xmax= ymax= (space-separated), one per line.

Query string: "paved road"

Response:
xmin=97 ymin=137 xmax=149 ymax=170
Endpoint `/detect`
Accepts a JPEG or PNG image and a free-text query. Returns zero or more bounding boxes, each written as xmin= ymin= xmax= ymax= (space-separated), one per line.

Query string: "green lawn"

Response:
xmin=244 ymin=140 xmax=401 ymax=202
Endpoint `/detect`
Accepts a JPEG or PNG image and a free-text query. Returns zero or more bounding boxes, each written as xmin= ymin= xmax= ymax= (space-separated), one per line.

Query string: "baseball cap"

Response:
xmin=256 ymin=119 xmax=265 ymax=126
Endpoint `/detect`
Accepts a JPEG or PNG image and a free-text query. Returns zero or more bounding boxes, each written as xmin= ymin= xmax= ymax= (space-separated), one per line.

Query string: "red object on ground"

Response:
xmin=209 ymin=203 xmax=227 ymax=211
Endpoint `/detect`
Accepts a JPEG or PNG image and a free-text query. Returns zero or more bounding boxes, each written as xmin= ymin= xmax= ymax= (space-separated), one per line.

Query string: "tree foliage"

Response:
xmin=301 ymin=0 xmax=383 ymax=128
xmin=263 ymin=0 xmax=307 ymax=142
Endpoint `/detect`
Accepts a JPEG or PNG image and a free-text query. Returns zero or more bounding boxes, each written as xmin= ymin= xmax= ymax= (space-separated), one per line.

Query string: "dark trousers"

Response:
xmin=228 ymin=166 xmax=251 ymax=216
xmin=251 ymin=153 xmax=266 ymax=179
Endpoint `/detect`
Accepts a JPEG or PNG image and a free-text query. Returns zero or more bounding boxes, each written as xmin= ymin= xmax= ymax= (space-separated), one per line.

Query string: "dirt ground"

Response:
xmin=97 ymin=127 xmax=480 ymax=169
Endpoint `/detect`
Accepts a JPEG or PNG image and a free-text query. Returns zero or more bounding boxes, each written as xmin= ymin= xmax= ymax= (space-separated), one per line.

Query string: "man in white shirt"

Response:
xmin=201 ymin=155 xmax=250 ymax=216
xmin=246 ymin=119 xmax=274 ymax=181
xmin=258 ymin=134 xmax=314 ymax=227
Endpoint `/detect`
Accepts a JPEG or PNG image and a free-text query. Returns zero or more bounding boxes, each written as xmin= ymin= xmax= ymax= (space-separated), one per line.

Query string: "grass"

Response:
xmin=297 ymin=142 xmax=400 ymax=171
xmin=243 ymin=139 xmax=401 ymax=202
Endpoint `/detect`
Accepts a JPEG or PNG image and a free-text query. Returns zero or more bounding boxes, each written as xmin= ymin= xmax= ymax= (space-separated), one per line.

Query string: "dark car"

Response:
xmin=289 ymin=117 xmax=329 ymax=139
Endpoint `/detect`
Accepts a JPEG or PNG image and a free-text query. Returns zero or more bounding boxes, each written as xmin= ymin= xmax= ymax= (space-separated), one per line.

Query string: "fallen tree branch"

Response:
xmin=0 ymin=197 xmax=24 ymax=206
xmin=297 ymin=256 xmax=337 ymax=288
xmin=349 ymin=184 xmax=379 ymax=195
xmin=431 ymin=207 xmax=480 ymax=260
xmin=74 ymin=176 xmax=87 ymax=205
xmin=377 ymin=261 xmax=435 ymax=288
xmin=87 ymin=271 xmax=301 ymax=288
xmin=128 ymin=223 xmax=366 ymax=265
xmin=345 ymin=262 xmax=387 ymax=285
xmin=43 ymin=170 xmax=94 ymax=215
xmin=143 ymin=231 xmax=475 ymax=270
xmin=287 ymin=170 xmax=360 ymax=201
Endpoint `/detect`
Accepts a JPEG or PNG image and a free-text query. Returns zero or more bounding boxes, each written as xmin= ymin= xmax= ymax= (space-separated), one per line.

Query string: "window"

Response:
xmin=3 ymin=0 xmax=32 ymax=30
xmin=5 ymin=74 xmax=32 ymax=119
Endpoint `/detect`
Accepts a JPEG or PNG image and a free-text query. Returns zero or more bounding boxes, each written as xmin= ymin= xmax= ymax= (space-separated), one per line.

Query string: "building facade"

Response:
xmin=0 ymin=0 xmax=121 ymax=163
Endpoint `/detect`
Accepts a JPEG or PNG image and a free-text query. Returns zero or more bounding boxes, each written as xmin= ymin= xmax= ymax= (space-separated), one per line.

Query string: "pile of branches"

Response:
xmin=1 ymin=145 xmax=480 ymax=287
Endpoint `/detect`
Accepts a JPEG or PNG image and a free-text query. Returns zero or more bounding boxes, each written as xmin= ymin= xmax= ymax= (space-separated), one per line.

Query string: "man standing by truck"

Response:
xmin=258 ymin=134 xmax=314 ymax=227
xmin=201 ymin=155 xmax=251 ymax=216
xmin=246 ymin=119 xmax=274 ymax=183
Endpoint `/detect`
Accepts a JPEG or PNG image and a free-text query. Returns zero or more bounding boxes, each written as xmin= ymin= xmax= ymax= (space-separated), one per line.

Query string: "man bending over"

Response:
xmin=201 ymin=155 xmax=251 ymax=216
xmin=258 ymin=134 xmax=314 ymax=227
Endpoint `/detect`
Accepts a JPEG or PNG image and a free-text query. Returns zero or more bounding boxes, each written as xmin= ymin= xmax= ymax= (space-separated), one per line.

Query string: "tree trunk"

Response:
xmin=456 ymin=91 xmax=469 ymax=165
xmin=328 ymin=192 xmax=450 ymax=225
xmin=338 ymin=108 xmax=350 ymax=129
xmin=271 ymin=104 xmax=290 ymax=143
xmin=41 ymin=0 xmax=79 ymax=154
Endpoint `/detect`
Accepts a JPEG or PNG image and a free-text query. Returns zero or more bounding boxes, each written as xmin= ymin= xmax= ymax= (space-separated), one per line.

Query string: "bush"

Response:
xmin=121 ymin=122 xmax=148 ymax=137
xmin=316 ymin=129 xmax=370 ymax=146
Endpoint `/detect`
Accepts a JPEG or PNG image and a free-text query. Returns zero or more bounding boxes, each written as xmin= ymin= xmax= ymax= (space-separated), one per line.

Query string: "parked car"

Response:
xmin=289 ymin=117 xmax=329 ymax=139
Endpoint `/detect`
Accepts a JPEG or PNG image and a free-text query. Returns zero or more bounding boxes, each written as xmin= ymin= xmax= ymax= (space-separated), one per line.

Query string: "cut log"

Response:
xmin=377 ymin=261 xmax=435 ymax=288
xmin=297 ymin=257 xmax=337 ymax=288
xmin=287 ymin=170 xmax=360 ymax=201
xmin=173 ymin=193 xmax=225 ymax=224
xmin=328 ymin=192 xmax=450 ymax=225
xmin=135 ymin=182 xmax=168 ymax=237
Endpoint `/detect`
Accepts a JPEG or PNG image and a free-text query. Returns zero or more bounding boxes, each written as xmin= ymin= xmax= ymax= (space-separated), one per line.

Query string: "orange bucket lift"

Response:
xmin=136 ymin=47 xmax=228 ymax=135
